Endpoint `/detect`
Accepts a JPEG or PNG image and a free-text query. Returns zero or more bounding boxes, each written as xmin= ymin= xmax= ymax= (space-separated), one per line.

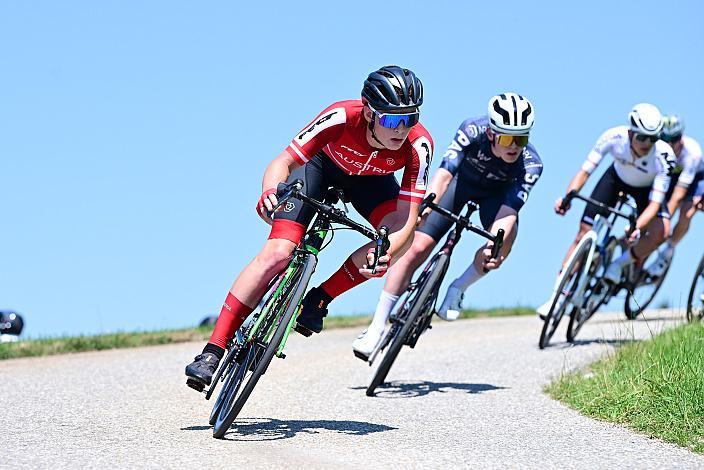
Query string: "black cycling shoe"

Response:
xmin=185 ymin=352 xmax=220 ymax=391
xmin=294 ymin=287 xmax=332 ymax=337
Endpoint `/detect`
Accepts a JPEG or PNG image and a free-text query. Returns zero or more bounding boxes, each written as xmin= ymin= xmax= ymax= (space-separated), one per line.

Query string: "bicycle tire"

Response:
xmin=366 ymin=254 xmax=448 ymax=397
xmin=687 ymin=254 xmax=704 ymax=322
xmin=567 ymin=245 xmax=610 ymax=343
xmin=212 ymin=254 xmax=316 ymax=438
xmin=624 ymin=256 xmax=671 ymax=320
xmin=208 ymin=344 xmax=240 ymax=426
xmin=539 ymin=237 xmax=591 ymax=349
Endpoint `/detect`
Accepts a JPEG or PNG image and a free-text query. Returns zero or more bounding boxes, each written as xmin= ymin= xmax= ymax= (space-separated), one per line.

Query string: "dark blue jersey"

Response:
xmin=439 ymin=115 xmax=543 ymax=211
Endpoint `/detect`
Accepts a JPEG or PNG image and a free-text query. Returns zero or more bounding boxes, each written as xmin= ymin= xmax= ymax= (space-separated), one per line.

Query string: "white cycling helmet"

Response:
xmin=661 ymin=114 xmax=685 ymax=141
xmin=487 ymin=93 xmax=534 ymax=135
xmin=628 ymin=103 xmax=663 ymax=136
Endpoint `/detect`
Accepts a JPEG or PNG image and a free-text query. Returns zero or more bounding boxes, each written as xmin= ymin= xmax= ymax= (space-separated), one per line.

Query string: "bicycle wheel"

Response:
xmin=624 ymin=252 xmax=671 ymax=320
xmin=208 ymin=341 xmax=240 ymax=426
xmin=687 ymin=254 xmax=704 ymax=322
xmin=567 ymin=243 xmax=611 ymax=343
xmin=212 ymin=254 xmax=316 ymax=438
xmin=366 ymin=254 xmax=448 ymax=397
xmin=539 ymin=237 xmax=591 ymax=349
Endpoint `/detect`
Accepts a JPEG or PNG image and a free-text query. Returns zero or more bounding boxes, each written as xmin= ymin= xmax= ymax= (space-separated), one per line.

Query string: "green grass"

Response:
xmin=0 ymin=306 xmax=533 ymax=361
xmin=547 ymin=322 xmax=704 ymax=454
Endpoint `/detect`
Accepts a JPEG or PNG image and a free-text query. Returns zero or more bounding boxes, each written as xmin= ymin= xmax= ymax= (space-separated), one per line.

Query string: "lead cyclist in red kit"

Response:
xmin=185 ymin=66 xmax=434 ymax=389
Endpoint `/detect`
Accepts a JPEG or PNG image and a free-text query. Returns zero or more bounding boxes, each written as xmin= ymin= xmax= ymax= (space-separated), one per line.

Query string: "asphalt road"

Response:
xmin=2 ymin=309 xmax=702 ymax=469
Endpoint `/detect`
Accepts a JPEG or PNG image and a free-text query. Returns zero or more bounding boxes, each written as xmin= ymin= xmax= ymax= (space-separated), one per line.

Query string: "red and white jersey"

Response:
xmin=285 ymin=100 xmax=434 ymax=204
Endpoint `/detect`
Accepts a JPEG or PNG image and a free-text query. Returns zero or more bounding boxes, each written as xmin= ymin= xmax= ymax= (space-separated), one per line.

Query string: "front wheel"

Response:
xmin=366 ymin=254 xmax=448 ymax=397
xmin=212 ymin=255 xmax=315 ymax=438
xmin=539 ymin=237 xmax=591 ymax=349
xmin=687 ymin=255 xmax=704 ymax=322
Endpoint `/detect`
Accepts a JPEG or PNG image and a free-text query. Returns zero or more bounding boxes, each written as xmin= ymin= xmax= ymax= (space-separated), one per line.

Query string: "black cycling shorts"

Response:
xmin=581 ymin=164 xmax=670 ymax=225
xmin=417 ymin=174 xmax=519 ymax=243
xmin=270 ymin=152 xmax=400 ymax=243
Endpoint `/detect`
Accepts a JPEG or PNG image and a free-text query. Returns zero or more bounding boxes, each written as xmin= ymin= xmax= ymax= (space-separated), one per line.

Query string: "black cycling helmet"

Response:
xmin=0 ymin=310 xmax=24 ymax=336
xmin=362 ymin=65 xmax=423 ymax=113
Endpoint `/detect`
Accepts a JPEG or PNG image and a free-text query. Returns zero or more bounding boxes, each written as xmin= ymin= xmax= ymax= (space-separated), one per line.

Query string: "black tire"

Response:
xmin=624 ymin=253 xmax=671 ymax=320
xmin=567 ymin=244 xmax=611 ymax=343
xmin=208 ymin=344 xmax=240 ymax=426
xmin=539 ymin=238 xmax=591 ymax=349
xmin=212 ymin=254 xmax=316 ymax=438
xmin=366 ymin=254 xmax=448 ymax=397
xmin=687 ymin=254 xmax=704 ymax=322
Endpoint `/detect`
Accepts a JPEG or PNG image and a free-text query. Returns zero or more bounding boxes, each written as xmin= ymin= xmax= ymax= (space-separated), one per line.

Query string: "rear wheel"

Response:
xmin=624 ymin=251 xmax=671 ymax=319
xmin=539 ymin=238 xmax=591 ymax=349
xmin=366 ymin=254 xmax=448 ymax=397
xmin=687 ymin=255 xmax=704 ymax=322
xmin=212 ymin=255 xmax=315 ymax=438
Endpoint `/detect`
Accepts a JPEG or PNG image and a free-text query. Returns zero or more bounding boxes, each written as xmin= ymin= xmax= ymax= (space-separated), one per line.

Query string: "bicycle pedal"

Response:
xmin=352 ymin=350 xmax=370 ymax=362
xmin=293 ymin=324 xmax=313 ymax=337
xmin=186 ymin=378 xmax=205 ymax=393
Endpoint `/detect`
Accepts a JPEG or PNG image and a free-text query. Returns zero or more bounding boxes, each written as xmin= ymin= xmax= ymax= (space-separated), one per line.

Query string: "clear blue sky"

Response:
xmin=2 ymin=1 xmax=703 ymax=337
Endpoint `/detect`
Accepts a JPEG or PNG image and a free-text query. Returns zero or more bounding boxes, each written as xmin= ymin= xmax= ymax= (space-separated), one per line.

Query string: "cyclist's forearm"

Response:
xmin=426 ymin=168 xmax=454 ymax=203
xmin=262 ymin=151 xmax=300 ymax=191
xmin=667 ymin=186 xmax=687 ymax=215
xmin=566 ymin=170 xmax=589 ymax=194
xmin=383 ymin=201 xmax=419 ymax=257
xmin=636 ymin=201 xmax=661 ymax=230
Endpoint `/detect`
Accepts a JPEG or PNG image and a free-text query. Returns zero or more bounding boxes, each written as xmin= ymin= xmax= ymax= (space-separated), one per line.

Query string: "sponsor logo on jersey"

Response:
xmin=386 ymin=158 xmax=395 ymax=166
xmin=476 ymin=150 xmax=492 ymax=162
xmin=340 ymin=144 xmax=366 ymax=157
xmin=284 ymin=201 xmax=295 ymax=213
xmin=294 ymin=107 xmax=346 ymax=148
xmin=413 ymin=137 xmax=433 ymax=190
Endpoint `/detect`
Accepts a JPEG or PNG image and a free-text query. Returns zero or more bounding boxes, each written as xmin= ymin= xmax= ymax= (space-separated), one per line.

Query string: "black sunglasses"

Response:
xmin=662 ymin=134 xmax=682 ymax=144
xmin=634 ymin=133 xmax=659 ymax=143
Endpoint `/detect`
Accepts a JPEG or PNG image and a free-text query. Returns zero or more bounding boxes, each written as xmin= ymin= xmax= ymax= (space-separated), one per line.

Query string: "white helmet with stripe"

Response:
xmin=628 ymin=103 xmax=663 ymax=136
xmin=487 ymin=93 xmax=534 ymax=135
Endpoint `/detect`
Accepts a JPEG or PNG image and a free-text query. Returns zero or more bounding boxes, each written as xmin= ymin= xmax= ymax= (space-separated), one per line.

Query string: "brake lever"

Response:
xmin=337 ymin=189 xmax=349 ymax=214
xmin=371 ymin=226 xmax=390 ymax=275
xmin=491 ymin=229 xmax=505 ymax=260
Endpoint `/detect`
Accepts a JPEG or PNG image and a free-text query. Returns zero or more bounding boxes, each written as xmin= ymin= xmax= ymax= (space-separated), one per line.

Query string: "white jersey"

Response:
xmin=673 ymin=135 xmax=703 ymax=188
xmin=581 ymin=126 xmax=676 ymax=203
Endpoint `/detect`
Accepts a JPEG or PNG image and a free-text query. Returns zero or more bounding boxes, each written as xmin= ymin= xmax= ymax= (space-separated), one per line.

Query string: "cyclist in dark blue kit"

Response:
xmin=352 ymin=93 xmax=543 ymax=359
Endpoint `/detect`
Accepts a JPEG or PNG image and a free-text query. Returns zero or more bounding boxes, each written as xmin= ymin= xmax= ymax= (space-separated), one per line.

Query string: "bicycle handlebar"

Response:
xmin=561 ymin=190 xmax=637 ymax=234
xmin=420 ymin=193 xmax=505 ymax=259
xmin=272 ymin=180 xmax=390 ymax=271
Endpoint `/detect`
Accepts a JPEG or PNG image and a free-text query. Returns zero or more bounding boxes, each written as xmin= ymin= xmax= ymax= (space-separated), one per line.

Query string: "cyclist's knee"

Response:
xmin=405 ymin=233 xmax=435 ymax=265
xmin=646 ymin=218 xmax=668 ymax=244
xmin=256 ymin=240 xmax=295 ymax=273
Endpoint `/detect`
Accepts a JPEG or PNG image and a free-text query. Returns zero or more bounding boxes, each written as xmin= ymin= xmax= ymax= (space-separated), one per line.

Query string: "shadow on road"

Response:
xmin=567 ymin=337 xmax=636 ymax=347
xmin=182 ymin=418 xmax=396 ymax=441
xmin=352 ymin=380 xmax=507 ymax=398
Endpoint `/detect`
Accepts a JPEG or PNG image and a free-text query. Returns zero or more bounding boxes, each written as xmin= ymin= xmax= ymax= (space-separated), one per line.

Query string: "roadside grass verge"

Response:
xmin=546 ymin=322 xmax=704 ymax=454
xmin=0 ymin=306 xmax=533 ymax=360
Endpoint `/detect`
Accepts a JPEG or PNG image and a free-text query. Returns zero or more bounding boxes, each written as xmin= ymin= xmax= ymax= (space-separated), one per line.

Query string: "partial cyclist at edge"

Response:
xmin=185 ymin=65 xmax=434 ymax=389
xmin=537 ymin=103 xmax=676 ymax=318
xmin=352 ymin=93 xmax=543 ymax=359
xmin=653 ymin=115 xmax=703 ymax=268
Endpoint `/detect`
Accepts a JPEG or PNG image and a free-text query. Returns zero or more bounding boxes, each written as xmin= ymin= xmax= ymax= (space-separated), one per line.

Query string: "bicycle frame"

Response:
xmin=243 ymin=214 xmax=332 ymax=359
xmin=561 ymin=193 xmax=635 ymax=315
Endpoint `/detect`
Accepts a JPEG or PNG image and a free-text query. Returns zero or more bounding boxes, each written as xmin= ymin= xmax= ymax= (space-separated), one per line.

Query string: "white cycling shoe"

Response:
xmin=647 ymin=246 xmax=673 ymax=278
xmin=437 ymin=285 xmax=463 ymax=321
xmin=536 ymin=299 xmax=553 ymax=320
xmin=603 ymin=262 xmax=623 ymax=284
xmin=352 ymin=328 xmax=384 ymax=361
